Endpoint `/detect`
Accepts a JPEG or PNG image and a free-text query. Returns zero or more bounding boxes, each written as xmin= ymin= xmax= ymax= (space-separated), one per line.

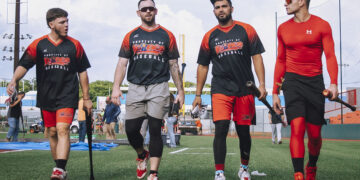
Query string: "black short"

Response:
xmin=282 ymin=72 xmax=326 ymax=125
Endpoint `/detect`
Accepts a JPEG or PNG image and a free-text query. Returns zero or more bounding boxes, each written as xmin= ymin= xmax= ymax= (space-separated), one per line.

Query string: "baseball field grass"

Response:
xmin=0 ymin=133 xmax=359 ymax=180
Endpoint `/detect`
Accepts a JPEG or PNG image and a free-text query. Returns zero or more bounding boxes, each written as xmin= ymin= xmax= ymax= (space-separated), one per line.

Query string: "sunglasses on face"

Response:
xmin=140 ymin=7 xmax=155 ymax=12
xmin=286 ymin=0 xmax=292 ymax=4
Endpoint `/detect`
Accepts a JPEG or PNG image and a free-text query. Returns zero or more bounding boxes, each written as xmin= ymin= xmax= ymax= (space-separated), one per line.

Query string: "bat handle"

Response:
xmin=246 ymin=81 xmax=276 ymax=113
xmin=323 ymin=89 xmax=357 ymax=112
xmin=246 ymin=81 xmax=260 ymax=97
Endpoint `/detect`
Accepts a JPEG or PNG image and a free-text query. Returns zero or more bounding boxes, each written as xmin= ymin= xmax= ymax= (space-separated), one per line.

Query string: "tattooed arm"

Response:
xmin=169 ymin=59 xmax=185 ymax=108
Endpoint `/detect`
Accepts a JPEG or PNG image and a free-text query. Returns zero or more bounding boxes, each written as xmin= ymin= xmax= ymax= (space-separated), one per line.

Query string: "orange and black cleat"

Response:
xmin=294 ymin=172 xmax=304 ymax=180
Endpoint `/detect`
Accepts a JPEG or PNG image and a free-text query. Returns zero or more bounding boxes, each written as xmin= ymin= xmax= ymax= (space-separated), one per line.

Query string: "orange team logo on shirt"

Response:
xmin=132 ymin=43 xmax=165 ymax=56
xmin=215 ymin=41 xmax=243 ymax=55
xmin=44 ymin=57 xmax=70 ymax=66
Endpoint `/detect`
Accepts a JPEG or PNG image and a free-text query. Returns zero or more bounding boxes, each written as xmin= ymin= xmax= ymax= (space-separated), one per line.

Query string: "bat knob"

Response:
xmin=322 ymin=89 xmax=332 ymax=98
xmin=246 ymin=81 xmax=254 ymax=88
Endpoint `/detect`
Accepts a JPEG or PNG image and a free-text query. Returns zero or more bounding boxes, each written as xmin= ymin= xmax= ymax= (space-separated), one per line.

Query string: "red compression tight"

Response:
xmin=290 ymin=117 xmax=322 ymax=172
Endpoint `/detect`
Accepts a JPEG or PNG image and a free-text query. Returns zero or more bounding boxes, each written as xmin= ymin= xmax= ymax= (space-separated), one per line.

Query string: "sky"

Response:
xmin=0 ymin=0 xmax=359 ymax=92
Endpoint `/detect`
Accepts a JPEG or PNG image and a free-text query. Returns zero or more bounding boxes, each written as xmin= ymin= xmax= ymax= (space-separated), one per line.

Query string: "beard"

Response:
xmin=216 ymin=13 xmax=232 ymax=24
xmin=54 ymin=27 xmax=67 ymax=38
xmin=141 ymin=15 xmax=155 ymax=26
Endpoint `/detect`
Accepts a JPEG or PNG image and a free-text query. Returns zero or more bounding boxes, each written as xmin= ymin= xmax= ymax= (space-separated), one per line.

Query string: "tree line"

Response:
xmin=2 ymin=80 xmax=210 ymax=108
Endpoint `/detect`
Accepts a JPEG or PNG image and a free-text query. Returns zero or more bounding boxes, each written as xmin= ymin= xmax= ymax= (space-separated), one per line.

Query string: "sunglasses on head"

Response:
xmin=140 ymin=7 xmax=155 ymax=12
xmin=286 ymin=0 xmax=292 ymax=4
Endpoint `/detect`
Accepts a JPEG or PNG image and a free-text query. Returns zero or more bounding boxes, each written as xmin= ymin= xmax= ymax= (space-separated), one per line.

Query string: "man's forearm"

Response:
xmin=252 ymin=54 xmax=265 ymax=86
xmin=169 ymin=59 xmax=184 ymax=92
xmin=113 ymin=58 xmax=128 ymax=88
xmin=10 ymin=98 xmax=21 ymax=107
xmin=196 ymin=65 xmax=209 ymax=95
xmin=11 ymin=66 xmax=28 ymax=83
xmin=79 ymin=71 xmax=90 ymax=99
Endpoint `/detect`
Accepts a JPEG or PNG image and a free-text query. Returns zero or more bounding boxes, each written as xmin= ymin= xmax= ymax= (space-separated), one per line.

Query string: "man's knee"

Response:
xmin=56 ymin=125 xmax=70 ymax=137
xmin=48 ymin=127 xmax=57 ymax=137
xmin=309 ymin=134 xmax=322 ymax=144
xmin=8 ymin=119 xmax=15 ymax=128
xmin=215 ymin=120 xmax=230 ymax=137
xmin=125 ymin=117 xmax=145 ymax=135
xmin=125 ymin=124 xmax=137 ymax=135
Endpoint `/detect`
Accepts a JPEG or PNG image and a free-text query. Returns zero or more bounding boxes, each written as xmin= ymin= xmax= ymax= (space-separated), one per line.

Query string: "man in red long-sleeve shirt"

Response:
xmin=272 ymin=0 xmax=338 ymax=179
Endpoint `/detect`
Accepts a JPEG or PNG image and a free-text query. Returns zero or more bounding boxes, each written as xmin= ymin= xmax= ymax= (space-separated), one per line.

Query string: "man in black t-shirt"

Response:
xmin=192 ymin=0 xmax=267 ymax=179
xmin=268 ymin=109 xmax=285 ymax=144
xmin=111 ymin=0 xmax=184 ymax=179
xmin=7 ymin=8 xmax=92 ymax=180
xmin=6 ymin=92 xmax=25 ymax=142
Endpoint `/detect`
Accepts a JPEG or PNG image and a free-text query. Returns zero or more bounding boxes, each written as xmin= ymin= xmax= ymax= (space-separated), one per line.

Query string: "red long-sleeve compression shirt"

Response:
xmin=273 ymin=15 xmax=338 ymax=94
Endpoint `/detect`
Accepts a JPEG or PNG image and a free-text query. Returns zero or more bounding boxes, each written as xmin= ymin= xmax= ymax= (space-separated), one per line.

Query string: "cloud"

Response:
xmin=0 ymin=0 xmax=359 ymax=89
xmin=155 ymin=4 xmax=207 ymax=83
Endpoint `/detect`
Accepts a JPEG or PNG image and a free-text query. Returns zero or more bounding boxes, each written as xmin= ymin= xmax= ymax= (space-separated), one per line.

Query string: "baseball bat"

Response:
xmin=246 ymin=81 xmax=276 ymax=114
xmin=181 ymin=63 xmax=186 ymax=78
xmin=174 ymin=63 xmax=186 ymax=108
xmin=85 ymin=110 xmax=95 ymax=180
xmin=323 ymin=90 xmax=356 ymax=112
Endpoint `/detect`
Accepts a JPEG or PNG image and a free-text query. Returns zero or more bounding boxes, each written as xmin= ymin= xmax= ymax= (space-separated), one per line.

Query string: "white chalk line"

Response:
xmin=170 ymin=147 xmax=235 ymax=155
xmin=170 ymin=148 xmax=189 ymax=154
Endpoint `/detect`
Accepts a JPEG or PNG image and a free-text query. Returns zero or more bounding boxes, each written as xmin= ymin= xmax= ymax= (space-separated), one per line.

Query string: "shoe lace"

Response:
xmin=53 ymin=170 xmax=63 ymax=176
xmin=149 ymin=173 xmax=158 ymax=180
xmin=137 ymin=159 xmax=146 ymax=170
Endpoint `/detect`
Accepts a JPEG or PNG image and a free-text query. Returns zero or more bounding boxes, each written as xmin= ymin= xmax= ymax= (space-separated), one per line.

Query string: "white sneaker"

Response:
xmin=50 ymin=167 xmax=67 ymax=180
xmin=136 ymin=150 xmax=149 ymax=179
xmin=147 ymin=173 xmax=158 ymax=180
xmin=215 ymin=170 xmax=226 ymax=180
xmin=238 ymin=166 xmax=251 ymax=180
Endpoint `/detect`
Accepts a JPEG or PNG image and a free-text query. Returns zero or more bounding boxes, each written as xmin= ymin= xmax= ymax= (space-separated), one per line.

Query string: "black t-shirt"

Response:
xmin=19 ymin=35 xmax=91 ymax=111
xmin=119 ymin=25 xmax=180 ymax=85
xmin=8 ymin=102 xmax=22 ymax=118
xmin=269 ymin=111 xmax=283 ymax=124
xmin=198 ymin=21 xmax=265 ymax=96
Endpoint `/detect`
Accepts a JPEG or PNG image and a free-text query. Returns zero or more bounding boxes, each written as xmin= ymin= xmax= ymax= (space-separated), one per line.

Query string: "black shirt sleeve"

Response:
xmin=18 ymin=40 xmax=38 ymax=70
xmin=119 ymin=31 xmax=132 ymax=59
xmin=197 ymin=32 xmax=211 ymax=66
xmin=245 ymin=24 xmax=265 ymax=56
xmin=76 ymin=42 xmax=91 ymax=73
xmin=166 ymin=31 xmax=180 ymax=60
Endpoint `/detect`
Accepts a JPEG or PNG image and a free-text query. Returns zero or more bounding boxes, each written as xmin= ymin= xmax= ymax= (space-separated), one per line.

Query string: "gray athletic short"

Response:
xmin=125 ymin=82 xmax=170 ymax=120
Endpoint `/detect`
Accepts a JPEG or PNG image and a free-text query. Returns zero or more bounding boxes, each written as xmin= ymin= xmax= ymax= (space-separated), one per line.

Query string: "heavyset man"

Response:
xmin=111 ymin=0 xmax=184 ymax=179
xmin=192 ymin=0 xmax=267 ymax=179
xmin=273 ymin=0 xmax=339 ymax=179
xmin=6 ymin=8 xmax=92 ymax=180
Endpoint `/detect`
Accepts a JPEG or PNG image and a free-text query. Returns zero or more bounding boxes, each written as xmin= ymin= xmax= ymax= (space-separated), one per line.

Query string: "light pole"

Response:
xmin=338 ymin=0 xmax=344 ymax=123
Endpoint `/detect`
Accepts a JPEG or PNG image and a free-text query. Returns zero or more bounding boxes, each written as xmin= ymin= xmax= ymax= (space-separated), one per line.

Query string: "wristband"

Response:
xmin=195 ymin=95 xmax=201 ymax=97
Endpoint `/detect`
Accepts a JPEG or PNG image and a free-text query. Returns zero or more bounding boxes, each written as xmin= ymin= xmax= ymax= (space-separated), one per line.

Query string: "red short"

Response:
xmin=41 ymin=108 xmax=75 ymax=127
xmin=212 ymin=94 xmax=255 ymax=125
